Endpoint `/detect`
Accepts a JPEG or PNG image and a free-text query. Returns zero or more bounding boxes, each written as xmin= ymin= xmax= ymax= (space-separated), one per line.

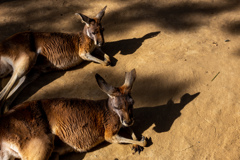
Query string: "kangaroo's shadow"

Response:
xmin=101 ymin=31 xmax=160 ymax=66
xmin=132 ymin=92 xmax=200 ymax=137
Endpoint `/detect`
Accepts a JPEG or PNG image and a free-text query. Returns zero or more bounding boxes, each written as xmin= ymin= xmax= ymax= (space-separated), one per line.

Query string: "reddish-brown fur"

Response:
xmin=0 ymin=69 xmax=146 ymax=160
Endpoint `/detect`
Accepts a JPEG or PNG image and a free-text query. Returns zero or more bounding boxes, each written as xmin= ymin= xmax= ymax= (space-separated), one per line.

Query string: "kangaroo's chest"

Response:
xmin=78 ymin=40 xmax=96 ymax=56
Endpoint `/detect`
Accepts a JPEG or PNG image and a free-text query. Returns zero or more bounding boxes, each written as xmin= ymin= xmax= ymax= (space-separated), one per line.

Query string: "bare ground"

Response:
xmin=0 ymin=0 xmax=240 ymax=159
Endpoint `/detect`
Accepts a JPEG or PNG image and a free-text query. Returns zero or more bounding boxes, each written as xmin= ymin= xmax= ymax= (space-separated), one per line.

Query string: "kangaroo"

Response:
xmin=0 ymin=6 xmax=110 ymax=113
xmin=0 ymin=69 xmax=147 ymax=160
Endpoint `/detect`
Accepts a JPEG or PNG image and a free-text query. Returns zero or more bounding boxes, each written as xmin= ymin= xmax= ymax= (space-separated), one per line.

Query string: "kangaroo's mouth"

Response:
xmin=95 ymin=41 xmax=102 ymax=47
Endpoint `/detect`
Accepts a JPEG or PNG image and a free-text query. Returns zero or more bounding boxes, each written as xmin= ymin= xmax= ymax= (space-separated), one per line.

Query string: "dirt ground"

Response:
xmin=1 ymin=0 xmax=240 ymax=159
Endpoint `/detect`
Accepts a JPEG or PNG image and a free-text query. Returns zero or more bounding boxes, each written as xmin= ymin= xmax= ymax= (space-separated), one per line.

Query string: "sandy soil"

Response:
xmin=0 ymin=0 xmax=240 ymax=159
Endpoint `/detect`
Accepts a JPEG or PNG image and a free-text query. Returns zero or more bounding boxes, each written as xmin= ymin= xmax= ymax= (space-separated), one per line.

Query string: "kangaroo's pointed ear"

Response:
xmin=96 ymin=6 xmax=107 ymax=21
xmin=95 ymin=73 xmax=116 ymax=96
xmin=122 ymin=69 xmax=136 ymax=93
xmin=75 ymin=13 xmax=93 ymax=26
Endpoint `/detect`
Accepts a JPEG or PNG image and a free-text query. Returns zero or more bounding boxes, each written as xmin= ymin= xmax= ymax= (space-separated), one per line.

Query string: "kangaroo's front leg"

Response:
xmin=105 ymin=134 xmax=147 ymax=148
xmin=127 ymin=127 xmax=145 ymax=154
xmin=80 ymin=52 xmax=110 ymax=66
xmin=96 ymin=48 xmax=111 ymax=65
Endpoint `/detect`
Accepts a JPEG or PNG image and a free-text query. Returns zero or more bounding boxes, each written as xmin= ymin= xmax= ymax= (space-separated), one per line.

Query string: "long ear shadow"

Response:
xmin=101 ymin=31 xmax=160 ymax=66
xmin=132 ymin=92 xmax=200 ymax=136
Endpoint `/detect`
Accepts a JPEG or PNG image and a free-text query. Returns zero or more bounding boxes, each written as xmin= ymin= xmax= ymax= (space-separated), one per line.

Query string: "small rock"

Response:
xmin=212 ymin=42 xmax=218 ymax=46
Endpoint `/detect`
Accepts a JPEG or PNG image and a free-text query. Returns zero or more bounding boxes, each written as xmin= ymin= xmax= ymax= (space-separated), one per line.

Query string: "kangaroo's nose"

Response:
xmin=124 ymin=119 xmax=134 ymax=126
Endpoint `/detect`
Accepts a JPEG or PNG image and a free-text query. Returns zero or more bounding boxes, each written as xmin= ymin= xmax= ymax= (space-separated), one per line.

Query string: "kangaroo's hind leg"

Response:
xmin=4 ymin=70 xmax=41 ymax=110
xmin=20 ymin=134 xmax=55 ymax=160
xmin=0 ymin=51 xmax=38 ymax=114
xmin=0 ymin=56 xmax=13 ymax=91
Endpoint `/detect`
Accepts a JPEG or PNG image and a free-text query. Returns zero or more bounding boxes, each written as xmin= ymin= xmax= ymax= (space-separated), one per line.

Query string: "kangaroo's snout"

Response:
xmin=123 ymin=118 xmax=134 ymax=127
xmin=96 ymin=37 xmax=104 ymax=47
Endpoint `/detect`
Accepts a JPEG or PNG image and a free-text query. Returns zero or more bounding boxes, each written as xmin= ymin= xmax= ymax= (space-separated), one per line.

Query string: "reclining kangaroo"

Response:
xmin=0 ymin=69 xmax=147 ymax=160
xmin=0 ymin=6 xmax=110 ymax=112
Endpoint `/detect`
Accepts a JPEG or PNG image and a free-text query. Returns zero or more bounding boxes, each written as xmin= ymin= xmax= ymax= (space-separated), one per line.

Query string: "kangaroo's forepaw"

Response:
xmin=132 ymin=144 xmax=144 ymax=154
xmin=132 ymin=136 xmax=147 ymax=154
xmin=103 ymin=54 xmax=111 ymax=66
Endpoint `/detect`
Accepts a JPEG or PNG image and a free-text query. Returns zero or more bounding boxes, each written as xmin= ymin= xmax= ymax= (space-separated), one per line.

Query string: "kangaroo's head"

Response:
xmin=76 ymin=6 xmax=106 ymax=47
xmin=95 ymin=69 xmax=136 ymax=127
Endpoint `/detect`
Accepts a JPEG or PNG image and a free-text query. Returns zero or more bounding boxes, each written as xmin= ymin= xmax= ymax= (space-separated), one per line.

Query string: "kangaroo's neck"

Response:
xmin=78 ymin=27 xmax=95 ymax=52
xmin=102 ymin=98 xmax=122 ymax=134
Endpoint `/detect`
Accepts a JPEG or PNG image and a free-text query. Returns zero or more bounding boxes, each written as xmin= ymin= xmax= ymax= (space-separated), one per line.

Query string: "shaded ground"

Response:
xmin=1 ymin=0 xmax=240 ymax=159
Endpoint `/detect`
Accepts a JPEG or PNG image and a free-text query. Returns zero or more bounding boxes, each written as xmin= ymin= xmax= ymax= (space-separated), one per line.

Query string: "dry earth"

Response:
xmin=0 ymin=0 xmax=240 ymax=159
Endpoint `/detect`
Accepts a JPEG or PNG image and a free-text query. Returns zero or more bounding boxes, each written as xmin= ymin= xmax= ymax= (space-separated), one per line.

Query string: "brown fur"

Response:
xmin=0 ymin=6 xmax=110 ymax=112
xmin=0 ymin=69 xmax=146 ymax=160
